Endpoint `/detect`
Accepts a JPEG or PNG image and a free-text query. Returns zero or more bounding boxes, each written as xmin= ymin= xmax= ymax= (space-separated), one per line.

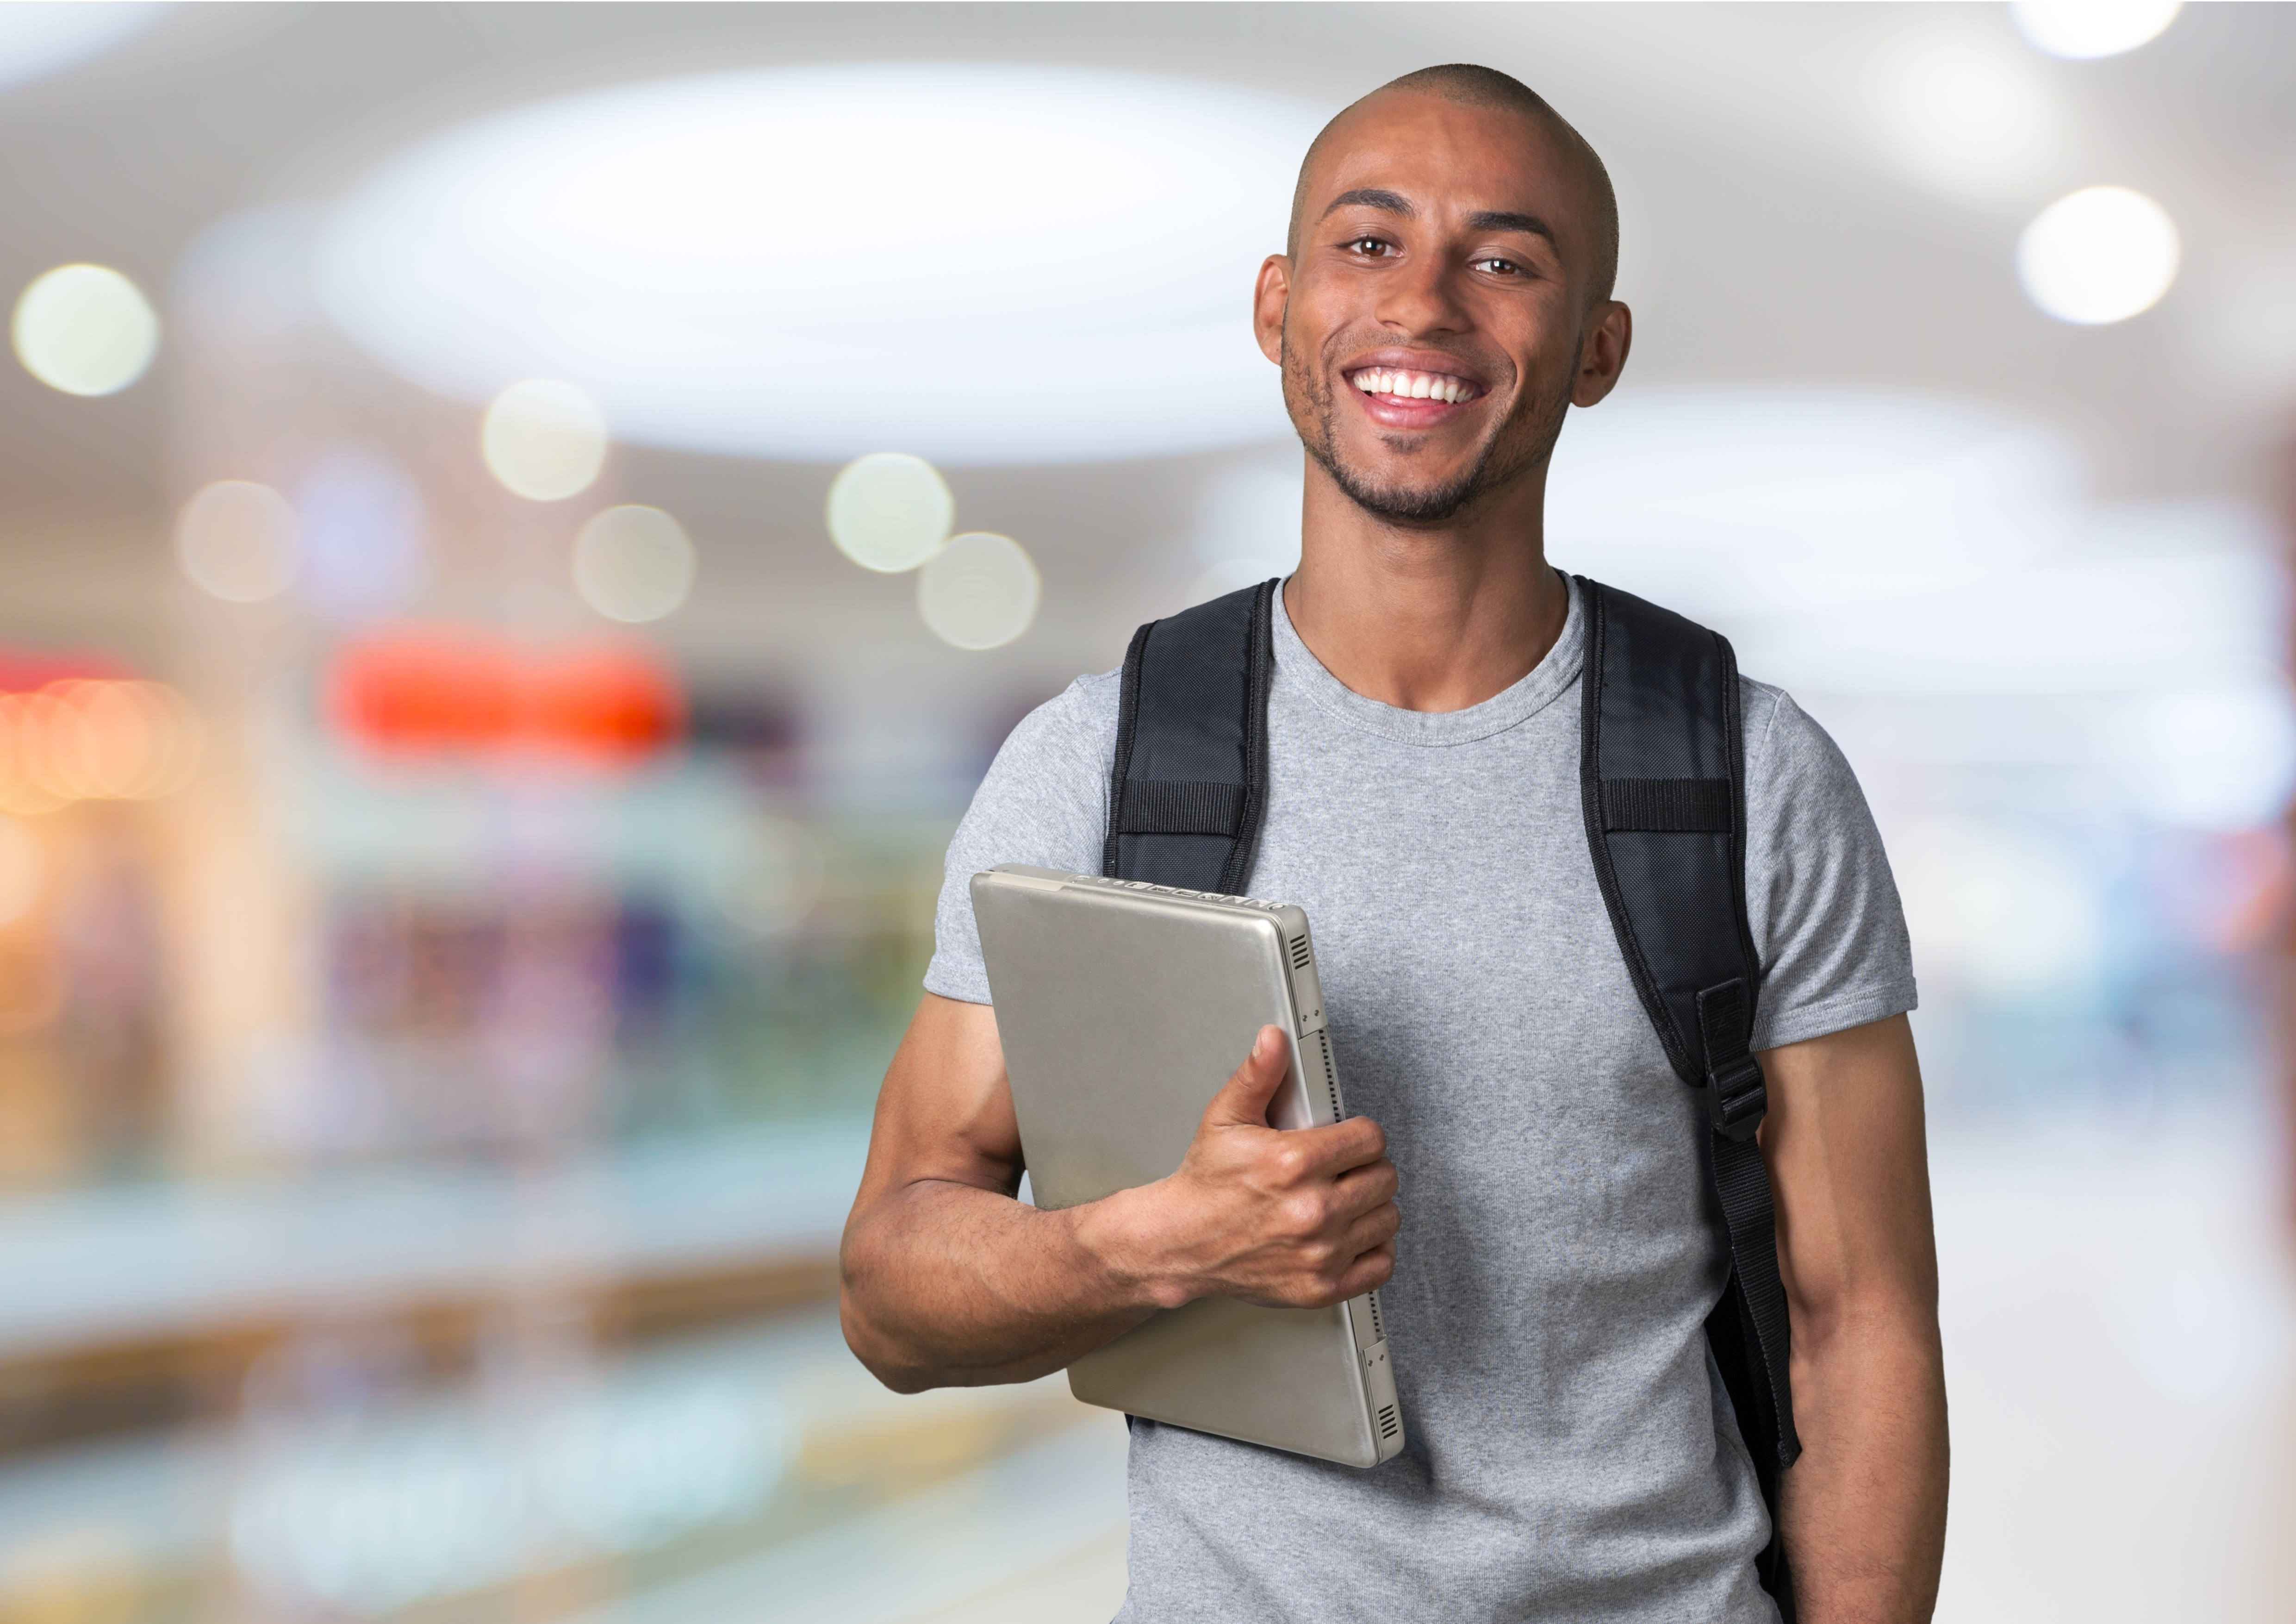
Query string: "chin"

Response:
xmin=1327 ymin=462 xmax=1485 ymax=525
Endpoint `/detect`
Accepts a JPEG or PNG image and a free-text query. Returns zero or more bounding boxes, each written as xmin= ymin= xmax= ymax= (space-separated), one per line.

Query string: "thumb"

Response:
xmin=1202 ymin=1025 xmax=1291 ymax=1129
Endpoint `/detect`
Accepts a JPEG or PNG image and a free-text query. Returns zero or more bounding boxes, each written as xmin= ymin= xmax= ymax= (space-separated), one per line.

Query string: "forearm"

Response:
xmin=1777 ymin=1302 xmax=1949 ymax=1623
xmin=839 ymin=1176 xmax=1161 ymax=1392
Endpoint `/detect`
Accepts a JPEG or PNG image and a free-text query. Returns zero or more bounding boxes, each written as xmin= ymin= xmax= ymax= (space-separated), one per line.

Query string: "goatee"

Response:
xmin=1284 ymin=336 xmax=1567 ymax=526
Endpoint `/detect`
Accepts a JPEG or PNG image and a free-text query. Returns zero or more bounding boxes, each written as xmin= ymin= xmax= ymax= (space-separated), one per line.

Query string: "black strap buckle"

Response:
xmin=1706 ymin=1051 xmax=1767 ymax=1141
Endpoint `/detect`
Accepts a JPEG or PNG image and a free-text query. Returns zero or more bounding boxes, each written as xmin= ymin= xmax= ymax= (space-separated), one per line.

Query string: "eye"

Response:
xmin=1474 ymin=256 xmax=1523 ymax=276
xmin=1346 ymin=236 xmax=1394 ymax=258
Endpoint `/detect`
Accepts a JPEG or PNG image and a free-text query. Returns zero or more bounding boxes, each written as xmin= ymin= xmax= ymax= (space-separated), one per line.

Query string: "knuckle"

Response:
xmin=1279 ymin=1193 xmax=1325 ymax=1238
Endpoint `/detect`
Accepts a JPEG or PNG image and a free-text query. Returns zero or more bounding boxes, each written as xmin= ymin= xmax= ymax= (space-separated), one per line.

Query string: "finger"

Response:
xmin=1339 ymin=1200 xmax=1401 ymax=1258
xmin=1277 ymin=1116 xmax=1389 ymax=1179
xmin=1200 ymin=1025 xmax=1293 ymax=1129
xmin=1329 ymin=1158 xmax=1400 ymax=1217
xmin=1336 ymin=1239 xmax=1396 ymax=1296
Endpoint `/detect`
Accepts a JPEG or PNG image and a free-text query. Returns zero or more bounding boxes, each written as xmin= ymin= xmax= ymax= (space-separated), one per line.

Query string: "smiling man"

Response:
xmin=842 ymin=64 xmax=1948 ymax=1623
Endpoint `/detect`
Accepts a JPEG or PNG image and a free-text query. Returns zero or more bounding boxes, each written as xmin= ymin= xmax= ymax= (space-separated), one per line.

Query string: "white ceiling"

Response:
xmin=1 ymin=2 xmax=2292 ymax=681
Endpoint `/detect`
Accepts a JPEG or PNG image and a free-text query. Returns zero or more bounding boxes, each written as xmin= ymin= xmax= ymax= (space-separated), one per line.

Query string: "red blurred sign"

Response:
xmin=0 ymin=651 xmax=136 ymax=691
xmin=329 ymin=629 xmax=684 ymax=766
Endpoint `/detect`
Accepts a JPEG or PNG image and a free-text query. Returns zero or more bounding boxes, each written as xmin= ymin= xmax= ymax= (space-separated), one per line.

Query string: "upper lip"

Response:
xmin=1340 ymin=349 xmax=1489 ymax=397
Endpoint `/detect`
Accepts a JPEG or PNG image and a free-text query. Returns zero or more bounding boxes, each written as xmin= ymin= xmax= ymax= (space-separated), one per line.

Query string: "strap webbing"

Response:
xmin=1118 ymin=779 xmax=1246 ymax=837
xmin=1574 ymin=575 xmax=1802 ymax=1593
xmin=1103 ymin=579 xmax=1277 ymax=893
xmin=1603 ymin=777 xmax=1732 ymax=833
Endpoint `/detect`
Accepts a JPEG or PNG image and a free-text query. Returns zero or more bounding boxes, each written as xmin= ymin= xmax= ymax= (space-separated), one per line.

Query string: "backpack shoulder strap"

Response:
xmin=1574 ymin=574 xmax=1802 ymax=1603
xmin=1103 ymin=578 xmax=1278 ymax=893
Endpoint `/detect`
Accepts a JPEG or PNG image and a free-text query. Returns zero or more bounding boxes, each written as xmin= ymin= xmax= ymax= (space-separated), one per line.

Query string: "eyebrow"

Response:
xmin=1320 ymin=191 xmax=1558 ymax=247
xmin=1467 ymin=209 xmax=1557 ymax=244
xmin=1322 ymin=187 xmax=1413 ymax=219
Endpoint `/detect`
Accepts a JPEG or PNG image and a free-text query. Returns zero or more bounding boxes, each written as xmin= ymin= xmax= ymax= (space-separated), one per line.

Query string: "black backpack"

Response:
xmin=1102 ymin=575 xmax=1802 ymax=1611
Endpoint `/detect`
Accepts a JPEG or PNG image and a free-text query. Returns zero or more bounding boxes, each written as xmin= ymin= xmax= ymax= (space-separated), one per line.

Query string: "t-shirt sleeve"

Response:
xmin=1740 ymin=682 xmax=1919 ymax=1051
xmin=921 ymin=672 xmax=1121 ymax=1005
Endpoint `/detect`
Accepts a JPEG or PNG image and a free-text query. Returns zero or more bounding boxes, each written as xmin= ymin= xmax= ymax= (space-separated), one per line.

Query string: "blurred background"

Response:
xmin=0 ymin=2 xmax=2292 ymax=1620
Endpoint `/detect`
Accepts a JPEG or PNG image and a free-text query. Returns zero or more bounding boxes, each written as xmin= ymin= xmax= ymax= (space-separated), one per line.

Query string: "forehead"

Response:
xmin=1306 ymin=92 xmax=1588 ymax=233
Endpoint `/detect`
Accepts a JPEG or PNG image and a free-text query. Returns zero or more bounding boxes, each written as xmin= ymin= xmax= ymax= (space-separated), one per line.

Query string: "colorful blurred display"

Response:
xmin=0 ymin=6 xmax=2292 ymax=1624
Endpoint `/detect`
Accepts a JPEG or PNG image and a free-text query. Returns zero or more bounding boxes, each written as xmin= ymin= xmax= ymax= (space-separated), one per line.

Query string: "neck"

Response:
xmin=1282 ymin=453 xmax=1568 ymax=713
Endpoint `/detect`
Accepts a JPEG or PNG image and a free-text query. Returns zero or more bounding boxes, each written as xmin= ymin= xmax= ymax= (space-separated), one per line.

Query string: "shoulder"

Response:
xmin=1736 ymin=675 xmax=1864 ymax=812
xmin=1736 ymin=674 xmax=1791 ymax=753
xmin=953 ymin=667 xmax=1121 ymax=865
xmin=990 ymin=668 xmax=1121 ymax=785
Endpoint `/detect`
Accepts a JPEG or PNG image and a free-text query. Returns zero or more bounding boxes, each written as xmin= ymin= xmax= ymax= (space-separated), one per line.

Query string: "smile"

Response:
xmin=1345 ymin=367 xmax=1481 ymax=406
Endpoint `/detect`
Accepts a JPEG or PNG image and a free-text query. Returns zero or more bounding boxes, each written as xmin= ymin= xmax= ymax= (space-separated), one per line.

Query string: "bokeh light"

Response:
xmin=827 ymin=453 xmax=953 ymax=573
xmin=916 ymin=532 xmax=1040 ymax=651
xmin=709 ymin=815 xmax=826 ymax=936
xmin=573 ymin=504 xmax=695 ymax=624
xmin=0 ymin=818 xmax=43 ymax=927
xmin=2011 ymin=0 xmax=2182 ymax=60
xmin=175 ymin=479 xmax=300 ymax=601
xmin=0 ymin=680 xmax=202 ymax=813
xmin=2017 ymin=186 xmax=2181 ymax=325
xmin=294 ymin=446 xmax=427 ymax=621
xmin=10 ymin=263 xmax=159 ymax=396
xmin=480 ymin=379 xmax=607 ymax=501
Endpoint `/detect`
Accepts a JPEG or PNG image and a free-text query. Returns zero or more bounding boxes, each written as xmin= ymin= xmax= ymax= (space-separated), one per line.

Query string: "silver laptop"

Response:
xmin=971 ymin=863 xmax=1404 ymax=1468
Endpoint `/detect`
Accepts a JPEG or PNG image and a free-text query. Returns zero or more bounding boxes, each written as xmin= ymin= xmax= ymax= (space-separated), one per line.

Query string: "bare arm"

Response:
xmin=839 ymin=993 xmax=1400 ymax=1393
xmin=1761 ymin=1013 xmax=1949 ymax=1622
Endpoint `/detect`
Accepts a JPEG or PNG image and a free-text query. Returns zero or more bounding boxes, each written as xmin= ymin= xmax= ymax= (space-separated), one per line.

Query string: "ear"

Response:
xmin=1253 ymin=254 xmax=1291 ymax=366
xmin=1570 ymin=300 xmax=1632 ymax=407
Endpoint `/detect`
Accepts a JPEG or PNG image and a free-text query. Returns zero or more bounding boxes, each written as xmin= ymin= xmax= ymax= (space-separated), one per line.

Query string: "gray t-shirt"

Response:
xmin=924 ymin=576 xmax=1916 ymax=1623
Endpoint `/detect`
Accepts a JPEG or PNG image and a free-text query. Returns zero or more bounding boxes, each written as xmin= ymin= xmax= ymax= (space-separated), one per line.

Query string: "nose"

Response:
xmin=1374 ymin=251 xmax=1469 ymax=340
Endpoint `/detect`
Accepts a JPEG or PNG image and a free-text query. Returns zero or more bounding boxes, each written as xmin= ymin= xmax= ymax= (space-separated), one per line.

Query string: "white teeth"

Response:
xmin=1354 ymin=368 xmax=1472 ymax=402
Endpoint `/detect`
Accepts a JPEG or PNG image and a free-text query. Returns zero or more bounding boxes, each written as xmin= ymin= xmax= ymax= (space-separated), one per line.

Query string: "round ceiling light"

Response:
xmin=482 ymin=379 xmax=608 ymax=500
xmin=827 ymin=453 xmax=954 ymax=573
xmin=12 ymin=263 xmax=159 ymax=396
xmin=2016 ymin=187 xmax=2180 ymax=325
xmin=2010 ymin=0 xmax=2181 ymax=60
xmin=313 ymin=64 xmax=1323 ymax=466
xmin=574 ymin=504 xmax=696 ymax=624
xmin=176 ymin=480 xmax=300 ymax=603
xmin=918 ymin=533 xmax=1040 ymax=650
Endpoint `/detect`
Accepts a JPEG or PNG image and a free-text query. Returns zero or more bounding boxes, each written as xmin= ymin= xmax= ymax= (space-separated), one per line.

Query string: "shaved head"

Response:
xmin=1288 ymin=64 xmax=1619 ymax=304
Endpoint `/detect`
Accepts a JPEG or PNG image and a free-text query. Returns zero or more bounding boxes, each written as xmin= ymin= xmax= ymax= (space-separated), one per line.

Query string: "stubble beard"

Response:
xmin=1284 ymin=331 xmax=1569 ymax=526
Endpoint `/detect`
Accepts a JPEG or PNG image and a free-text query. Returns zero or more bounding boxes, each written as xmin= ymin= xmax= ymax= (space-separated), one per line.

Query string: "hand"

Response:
xmin=1103 ymin=1024 xmax=1400 ymax=1312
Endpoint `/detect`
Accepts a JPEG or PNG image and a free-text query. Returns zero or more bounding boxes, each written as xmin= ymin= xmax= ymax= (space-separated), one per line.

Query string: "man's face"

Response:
xmin=1255 ymin=94 xmax=1627 ymax=525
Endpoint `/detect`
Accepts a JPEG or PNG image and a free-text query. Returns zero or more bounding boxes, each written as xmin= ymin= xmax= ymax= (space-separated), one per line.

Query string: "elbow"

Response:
xmin=1786 ymin=1281 xmax=1942 ymax=1371
xmin=837 ymin=1228 xmax=942 ymax=1394
xmin=838 ymin=1287 xmax=937 ymax=1394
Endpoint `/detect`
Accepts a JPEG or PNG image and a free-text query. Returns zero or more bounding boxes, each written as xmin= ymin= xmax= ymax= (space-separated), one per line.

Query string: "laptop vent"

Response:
xmin=1309 ymin=1029 xmax=1340 ymax=1124
xmin=1289 ymin=933 xmax=1312 ymax=970
xmin=1367 ymin=1291 xmax=1384 ymax=1341
xmin=1376 ymin=1405 xmax=1400 ymax=1442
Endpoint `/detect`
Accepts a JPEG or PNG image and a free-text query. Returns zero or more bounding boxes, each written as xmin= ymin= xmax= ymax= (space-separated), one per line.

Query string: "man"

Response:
xmin=841 ymin=64 xmax=1948 ymax=1623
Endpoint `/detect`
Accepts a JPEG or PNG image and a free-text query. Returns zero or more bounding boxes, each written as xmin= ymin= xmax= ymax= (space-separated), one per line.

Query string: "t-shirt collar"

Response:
xmin=1269 ymin=569 xmax=1585 ymax=746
